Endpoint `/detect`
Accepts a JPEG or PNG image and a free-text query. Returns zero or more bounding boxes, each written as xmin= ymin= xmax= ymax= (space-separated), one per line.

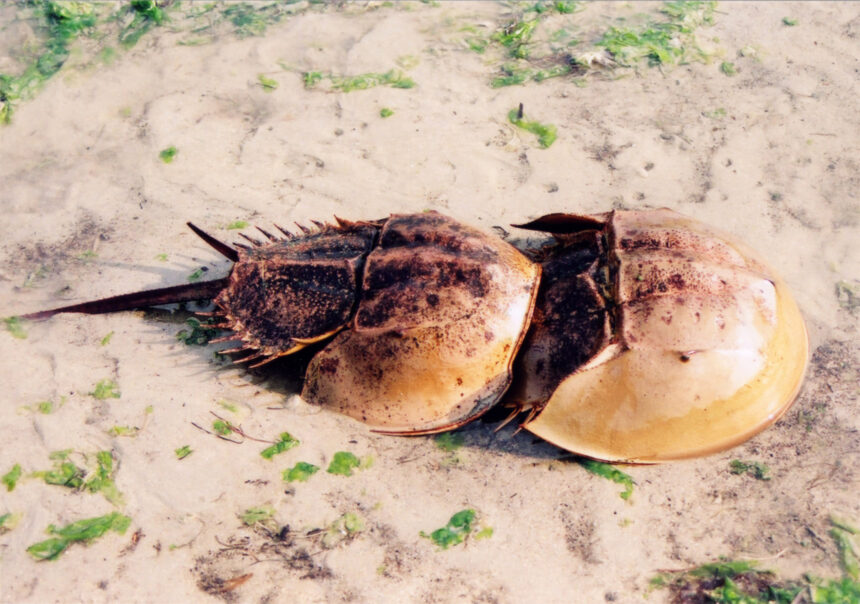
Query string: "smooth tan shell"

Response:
xmin=523 ymin=209 xmax=808 ymax=463
xmin=303 ymin=213 xmax=540 ymax=434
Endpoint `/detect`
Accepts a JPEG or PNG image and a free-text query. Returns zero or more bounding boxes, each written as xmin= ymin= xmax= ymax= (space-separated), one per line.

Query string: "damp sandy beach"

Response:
xmin=0 ymin=2 xmax=858 ymax=602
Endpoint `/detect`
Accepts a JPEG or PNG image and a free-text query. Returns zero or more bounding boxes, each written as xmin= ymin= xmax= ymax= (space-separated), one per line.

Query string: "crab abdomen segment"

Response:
xmin=509 ymin=230 xmax=611 ymax=408
xmin=214 ymin=225 xmax=378 ymax=358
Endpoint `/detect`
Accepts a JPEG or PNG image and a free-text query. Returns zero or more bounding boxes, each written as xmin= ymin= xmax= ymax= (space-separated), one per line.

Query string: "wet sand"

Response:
xmin=0 ymin=2 xmax=858 ymax=602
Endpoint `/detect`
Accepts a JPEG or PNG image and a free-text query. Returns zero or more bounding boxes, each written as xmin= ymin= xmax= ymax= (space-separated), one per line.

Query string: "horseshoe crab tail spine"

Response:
xmin=186 ymin=222 xmax=239 ymax=262
xmin=21 ymin=278 xmax=229 ymax=320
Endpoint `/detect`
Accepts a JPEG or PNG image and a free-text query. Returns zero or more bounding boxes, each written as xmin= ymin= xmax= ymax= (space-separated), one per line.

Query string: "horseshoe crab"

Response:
xmin=20 ymin=209 xmax=808 ymax=463
xmin=510 ymin=209 xmax=808 ymax=462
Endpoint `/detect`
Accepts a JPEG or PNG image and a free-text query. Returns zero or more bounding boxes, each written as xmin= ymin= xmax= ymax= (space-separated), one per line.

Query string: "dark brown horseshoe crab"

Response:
xmin=21 ymin=209 xmax=808 ymax=463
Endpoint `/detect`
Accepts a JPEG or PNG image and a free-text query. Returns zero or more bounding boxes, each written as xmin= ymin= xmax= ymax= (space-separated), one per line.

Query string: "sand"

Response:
xmin=0 ymin=2 xmax=857 ymax=602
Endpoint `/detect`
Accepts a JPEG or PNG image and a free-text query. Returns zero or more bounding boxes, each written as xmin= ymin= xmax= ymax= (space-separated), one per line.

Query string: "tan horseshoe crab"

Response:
xmin=21 ymin=209 xmax=808 ymax=463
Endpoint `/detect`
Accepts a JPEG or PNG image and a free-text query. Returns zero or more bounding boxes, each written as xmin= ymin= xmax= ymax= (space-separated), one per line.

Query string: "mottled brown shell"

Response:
xmin=303 ymin=212 xmax=541 ymax=433
xmin=512 ymin=209 xmax=809 ymax=463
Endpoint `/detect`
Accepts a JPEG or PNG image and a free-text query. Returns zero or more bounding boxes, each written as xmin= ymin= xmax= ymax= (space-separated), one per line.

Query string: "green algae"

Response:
xmin=27 ymin=512 xmax=131 ymax=561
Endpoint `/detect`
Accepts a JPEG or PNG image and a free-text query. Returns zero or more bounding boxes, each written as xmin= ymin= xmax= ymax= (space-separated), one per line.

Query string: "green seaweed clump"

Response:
xmin=809 ymin=577 xmax=860 ymax=603
xmin=434 ymin=432 xmax=464 ymax=453
xmin=174 ymin=445 xmax=192 ymax=460
xmin=107 ymin=425 xmax=138 ymax=437
xmin=420 ymin=509 xmax=483 ymax=550
xmin=493 ymin=17 xmax=540 ymax=59
xmin=283 ymin=461 xmax=319 ymax=483
xmin=240 ymin=505 xmax=276 ymax=529
xmin=836 ymin=280 xmax=860 ymax=313
xmin=651 ymin=556 xmax=860 ymax=603
xmin=327 ymin=451 xmax=361 ymax=477
xmin=35 ymin=457 xmax=84 ymax=489
xmin=0 ymin=512 xmax=20 ymax=534
xmin=218 ymin=400 xmax=238 ymax=413
xmin=212 ymin=419 xmax=234 ymax=436
xmin=179 ymin=1 xmax=309 ymax=44
xmin=720 ymin=61 xmax=737 ymax=76
xmin=304 ymin=69 xmax=415 ymax=92
xmin=159 ymin=145 xmax=178 ymax=163
xmin=32 ymin=450 xmax=123 ymax=505
xmin=577 ymin=458 xmax=634 ymax=500
xmin=0 ymin=1 xmax=174 ymax=124
xmin=729 ymin=460 xmax=772 ymax=481
xmin=597 ymin=1 xmax=716 ymax=67
xmin=491 ymin=65 xmax=531 ymax=88
xmin=322 ymin=512 xmax=365 ymax=548
xmin=829 ymin=517 xmax=859 ymax=580
xmin=27 ymin=512 xmax=131 ymax=561
xmin=119 ymin=0 xmax=167 ymax=49
xmin=598 ymin=25 xmax=680 ymax=66
xmin=490 ymin=62 xmax=575 ymax=88
xmin=223 ymin=3 xmax=266 ymax=37
xmin=0 ymin=1 xmax=97 ymax=124
xmin=85 ymin=451 xmax=123 ymax=505
xmin=333 ymin=70 xmax=415 ymax=92
xmin=176 ymin=317 xmax=217 ymax=346
xmin=90 ymin=379 xmax=120 ymax=400
xmin=527 ymin=1 xmax=582 ymax=15
xmin=303 ymin=71 xmax=323 ymax=87
xmin=222 ymin=2 xmax=285 ymax=38
xmin=2 ymin=464 xmax=22 ymax=492
xmin=260 ymin=432 xmax=299 ymax=460
xmin=508 ymin=106 xmax=557 ymax=148
xmin=651 ymin=559 xmax=799 ymax=603
xmin=257 ymin=73 xmax=278 ymax=91
xmin=4 ymin=316 xmax=27 ymax=339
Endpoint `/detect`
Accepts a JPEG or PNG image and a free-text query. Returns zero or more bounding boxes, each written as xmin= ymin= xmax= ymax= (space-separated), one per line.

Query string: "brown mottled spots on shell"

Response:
xmin=667 ymin=273 xmax=685 ymax=289
xmin=620 ymin=288 xmax=774 ymax=352
xmin=610 ymin=209 xmax=749 ymax=269
xmin=616 ymin=252 xmax=770 ymax=305
xmin=619 ymin=236 xmax=661 ymax=251
xmin=355 ymin=214 xmax=501 ymax=333
xmin=317 ymin=357 xmax=340 ymax=375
